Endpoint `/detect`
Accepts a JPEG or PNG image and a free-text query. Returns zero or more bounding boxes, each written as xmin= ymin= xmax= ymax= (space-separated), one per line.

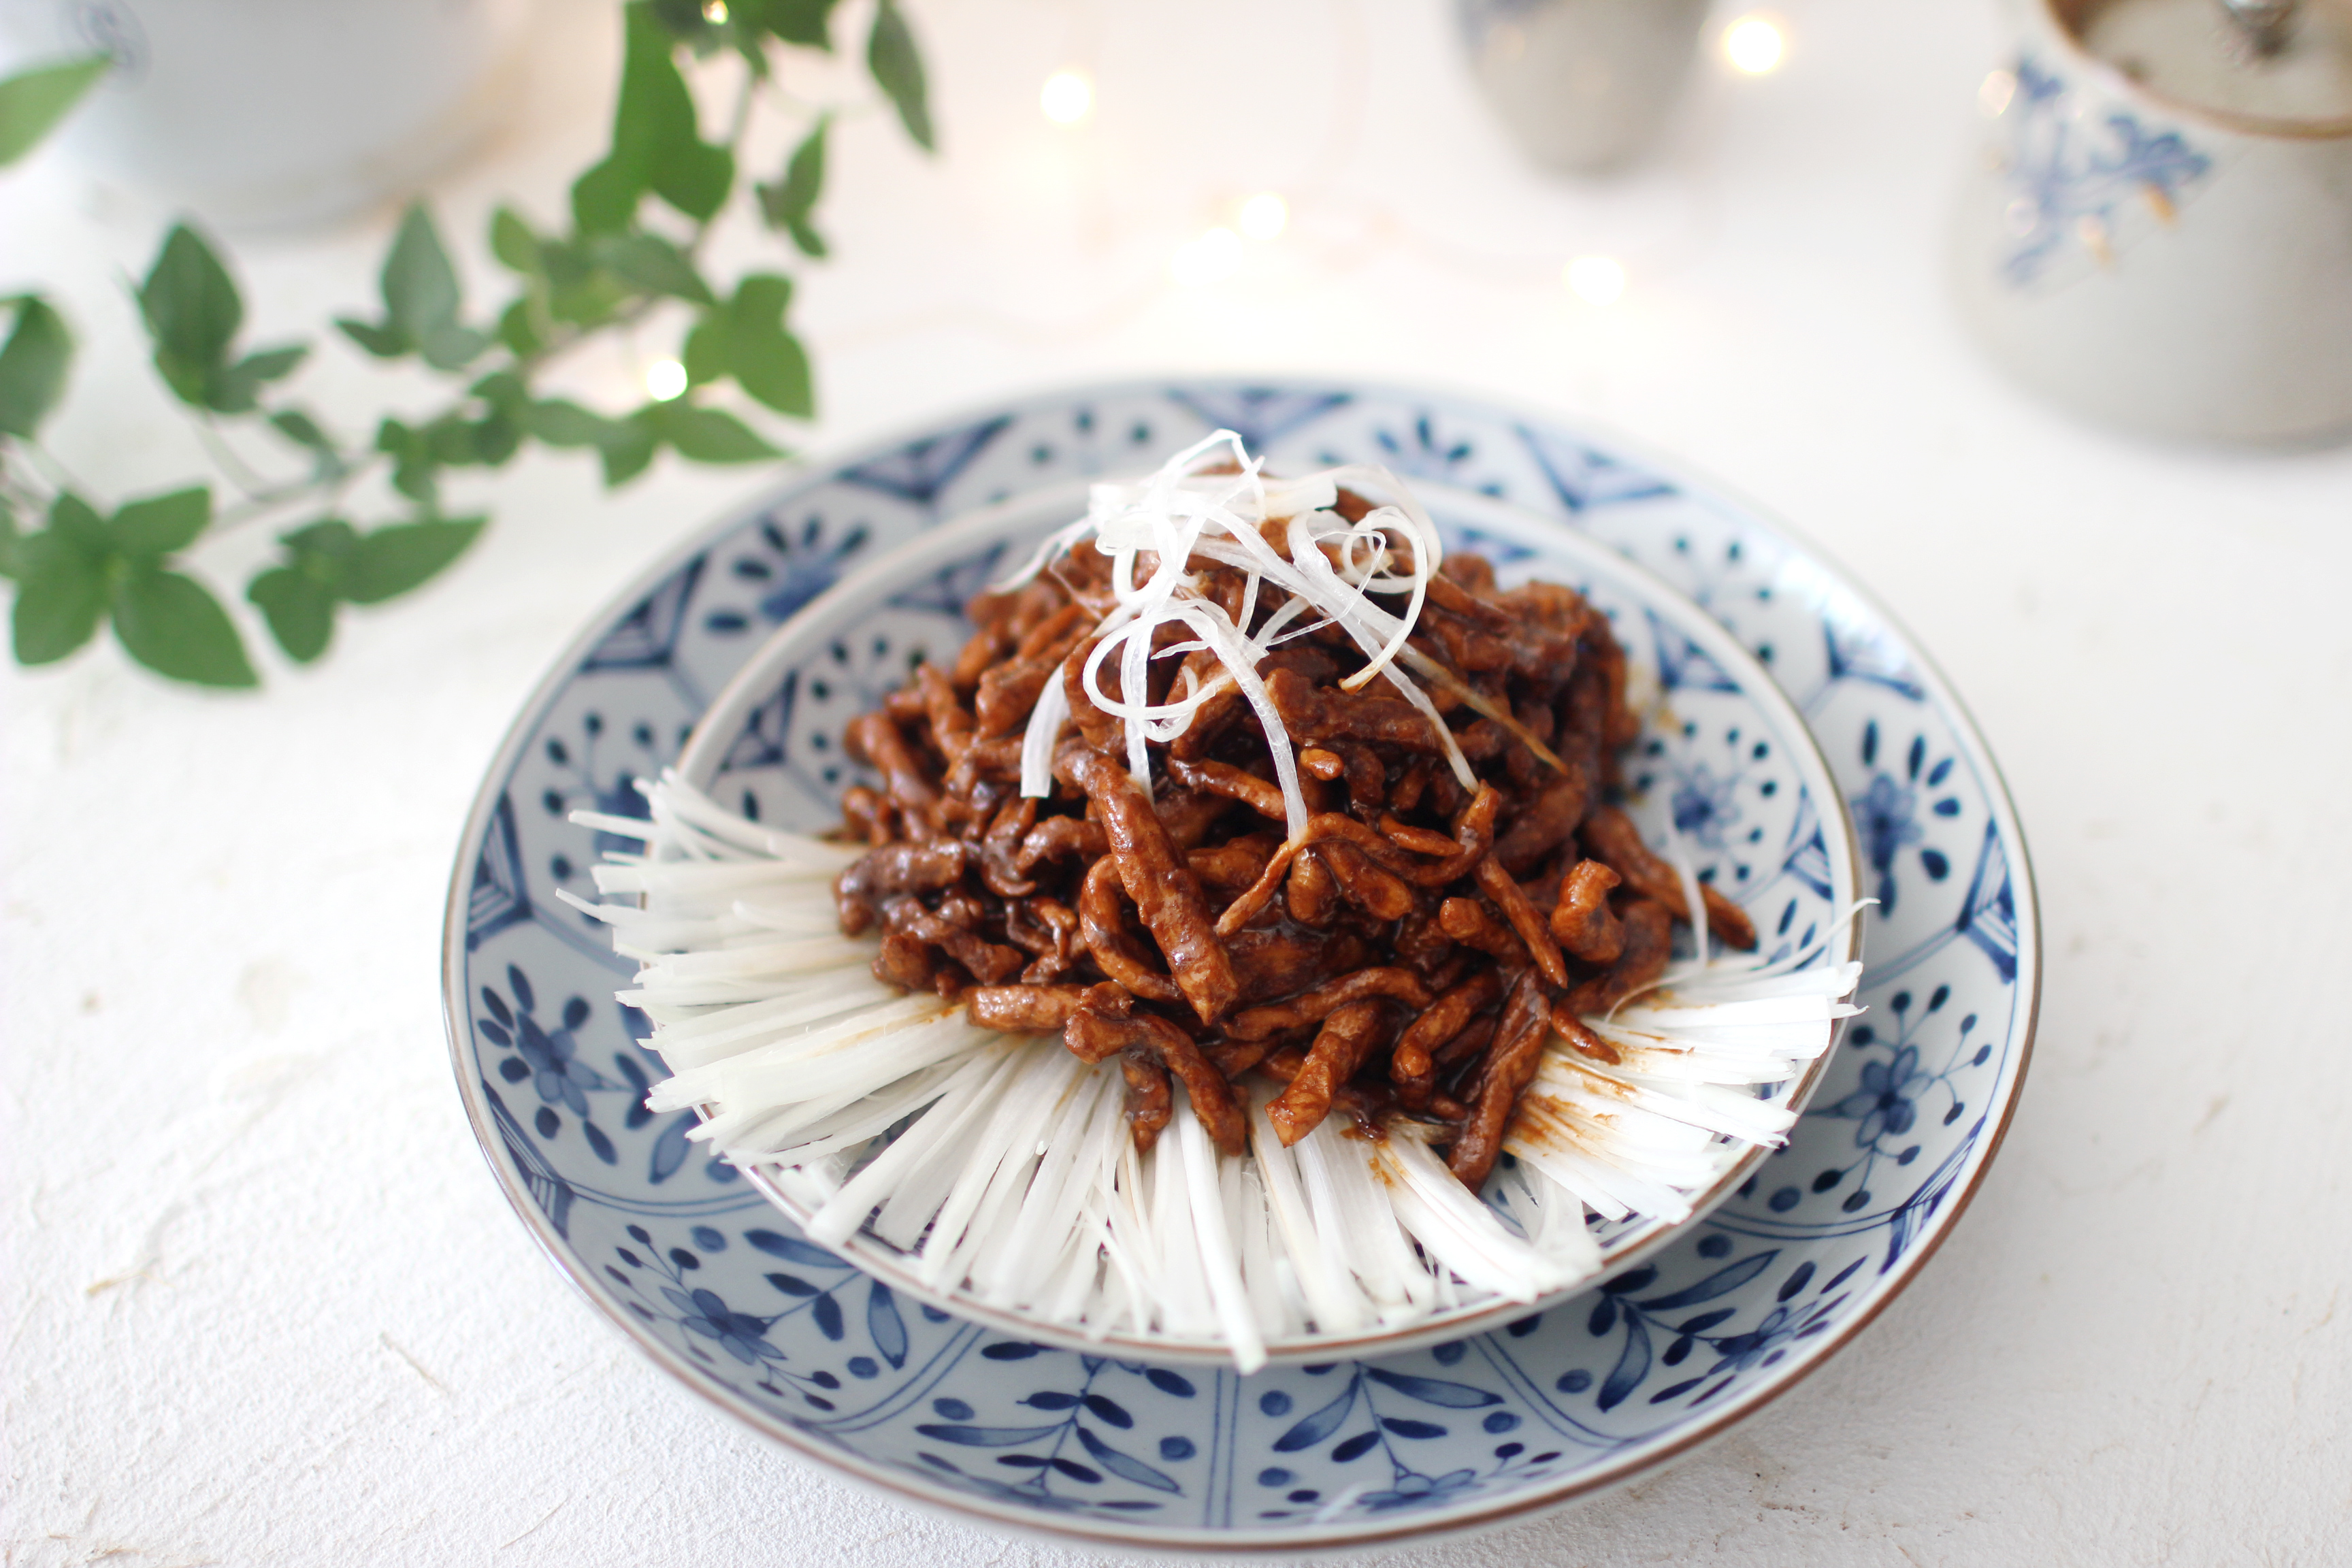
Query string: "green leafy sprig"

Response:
xmin=0 ymin=0 xmax=933 ymax=686
xmin=0 ymin=52 xmax=108 ymax=169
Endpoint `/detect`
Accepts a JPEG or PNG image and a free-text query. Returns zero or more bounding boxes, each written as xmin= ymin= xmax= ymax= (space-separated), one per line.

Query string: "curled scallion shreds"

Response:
xmin=1005 ymin=431 xmax=1469 ymax=839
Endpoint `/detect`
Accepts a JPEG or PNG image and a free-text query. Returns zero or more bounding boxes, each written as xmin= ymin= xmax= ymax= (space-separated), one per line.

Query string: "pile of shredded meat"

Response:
xmin=830 ymin=501 xmax=1755 ymax=1192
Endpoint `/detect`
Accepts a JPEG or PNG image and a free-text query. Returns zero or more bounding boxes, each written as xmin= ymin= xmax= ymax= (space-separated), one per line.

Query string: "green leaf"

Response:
xmin=376 ymin=418 xmax=440 ymax=503
xmin=0 ymin=493 xmax=17 ymax=578
xmin=593 ymin=232 xmax=717 ymax=304
xmin=0 ymin=295 xmax=71 ymax=438
xmin=734 ymin=272 xmax=796 ymax=325
xmin=49 ymin=491 xmax=110 ymax=552
xmin=495 ymin=299 xmax=544 ymax=359
xmin=382 ymin=203 xmax=462 ymax=340
xmin=0 ymin=54 xmax=110 ymax=168
xmin=419 ymin=323 xmax=491 ymax=372
xmin=778 ymin=116 xmax=828 ymax=219
xmin=110 ymin=566 xmax=257 ymax=687
xmin=653 ymin=140 xmax=733 ymax=223
xmin=599 ymin=412 xmax=659 ymax=485
xmin=651 ymin=0 xmax=748 ymax=52
xmin=267 ymin=408 xmax=344 ymax=480
xmin=730 ymin=24 xmax=773 ymax=80
xmin=139 ymin=225 xmax=244 ymax=402
xmin=340 ymin=203 xmax=489 ymax=368
xmin=632 ymin=4 xmax=732 ymax=221
xmin=203 ymin=342 xmax=308 ymax=414
xmin=459 ymin=379 xmax=525 ymax=468
xmin=246 ymin=566 xmax=336 ymax=662
xmin=336 ymin=205 xmax=484 ymax=368
xmin=336 ymin=316 xmax=410 ymax=358
xmin=108 ymin=487 xmax=210 ymax=557
xmin=646 ymin=0 xmax=716 ymax=42
xmin=466 ymin=408 xmax=523 ymax=466
xmin=427 ymin=414 xmax=480 ymax=466
xmin=867 ymin=0 xmax=934 ymax=152
xmin=10 ymin=526 xmax=109 ymax=664
xmin=719 ymin=274 xmax=812 ymax=418
xmin=570 ymin=154 xmax=644 ymax=237
xmin=280 ymin=517 xmax=360 ymax=565
xmin=470 ymin=371 xmax=529 ymax=412
xmin=576 ymin=7 xmax=734 ymax=231
xmin=736 ymin=323 xmax=812 ymax=419
xmin=526 ymin=398 xmax=623 ymax=448
xmin=540 ymin=235 xmax=595 ymax=291
xmin=546 ymin=270 xmax=630 ymax=329
xmin=268 ymin=408 xmax=333 ymax=451
xmin=340 ymin=517 xmax=485 ymax=604
xmin=730 ymin=29 xmax=770 ymax=80
xmin=652 ymin=401 xmax=781 ymax=463
xmin=150 ymin=354 xmax=207 ymax=407
xmin=756 ymin=116 xmax=828 ymax=255
xmin=540 ymin=236 xmax=628 ymax=325
xmin=681 ymin=312 xmax=730 ymax=387
xmin=749 ymin=0 xmax=836 ymax=50
xmin=231 ymin=344 xmax=305 ymax=384
xmin=489 ymin=206 xmax=543 ymax=274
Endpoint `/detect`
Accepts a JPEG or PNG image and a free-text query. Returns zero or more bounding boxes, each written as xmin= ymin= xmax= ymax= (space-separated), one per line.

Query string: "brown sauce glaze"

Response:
xmin=828 ymin=529 xmax=1752 ymax=1189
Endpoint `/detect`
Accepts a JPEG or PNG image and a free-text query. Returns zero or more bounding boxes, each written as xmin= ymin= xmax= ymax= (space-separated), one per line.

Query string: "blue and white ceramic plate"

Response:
xmin=442 ymin=380 xmax=2039 ymax=1551
xmin=666 ymin=476 xmax=1862 ymax=1365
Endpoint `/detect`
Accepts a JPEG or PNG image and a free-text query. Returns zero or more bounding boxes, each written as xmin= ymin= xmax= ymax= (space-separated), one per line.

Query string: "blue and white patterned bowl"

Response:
xmin=668 ymin=474 xmax=1863 ymax=1365
xmin=442 ymin=379 xmax=2039 ymax=1551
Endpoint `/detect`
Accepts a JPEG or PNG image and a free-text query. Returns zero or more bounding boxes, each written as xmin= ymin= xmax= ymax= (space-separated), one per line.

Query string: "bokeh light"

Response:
xmin=1041 ymin=70 xmax=1094 ymax=125
xmin=1979 ymin=68 xmax=2017 ymax=117
xmin=1723 ymin=16 xmax=1785 ymax=74
xmin=1237 ymin=193 xmax=1288 ymax=242
xmin=644 ymin=359 xmax=687 ymax=401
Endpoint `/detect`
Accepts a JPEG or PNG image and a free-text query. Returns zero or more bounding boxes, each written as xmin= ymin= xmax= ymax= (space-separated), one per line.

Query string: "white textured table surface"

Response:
xmin=7 ymin=2 xmax=2352 ymax=1563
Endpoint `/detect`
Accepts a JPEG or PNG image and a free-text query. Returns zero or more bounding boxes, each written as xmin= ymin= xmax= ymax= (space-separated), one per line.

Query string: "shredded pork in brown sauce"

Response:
xmin=831 ymin=498 xmax=1754 ymax=1191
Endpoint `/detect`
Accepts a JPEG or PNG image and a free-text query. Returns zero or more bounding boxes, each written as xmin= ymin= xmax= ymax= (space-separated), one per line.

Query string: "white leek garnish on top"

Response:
xmin=1007 ymin=431 xmax=1471 ymax=836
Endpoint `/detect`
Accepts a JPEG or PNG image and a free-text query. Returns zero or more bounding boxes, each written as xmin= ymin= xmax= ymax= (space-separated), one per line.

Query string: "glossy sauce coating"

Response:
xmin=831 ymin=525 xmax=1752 ymax=1188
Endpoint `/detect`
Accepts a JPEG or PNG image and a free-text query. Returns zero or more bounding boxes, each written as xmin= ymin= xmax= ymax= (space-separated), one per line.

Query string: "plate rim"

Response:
xmin=440 ymin=374 xmax=2041 ymax=1552
xmin=663 ymin=475 xmax=1867 ymax=1367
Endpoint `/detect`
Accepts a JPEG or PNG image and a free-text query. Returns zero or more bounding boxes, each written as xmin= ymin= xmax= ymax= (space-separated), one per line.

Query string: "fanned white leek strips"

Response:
xmin=1501 ymin=925 xmax=1869 ymax=1226
xmin=1006 ymin=432 xmax=1473 ymax=834
xmin=576 ymin=774 xmax=1859 ymax=1369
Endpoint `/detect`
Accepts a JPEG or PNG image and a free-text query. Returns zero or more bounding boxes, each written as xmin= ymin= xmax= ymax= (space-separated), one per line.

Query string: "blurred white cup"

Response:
xmin=1455 ymin=0 xmax=1711 ymax=173
xmin=0 ymin=0 xmax=534 ymax=230
xmin=1952 ymin=0 xmax=2352 ymax=444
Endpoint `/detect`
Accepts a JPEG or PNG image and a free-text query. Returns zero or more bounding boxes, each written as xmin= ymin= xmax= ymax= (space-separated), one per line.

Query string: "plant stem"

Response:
xmin=726 ymin=56 xmax=758 ymax=146
xmin=18 ymin=440 xmax=86 ymax=497
xmin=206 ymin=453 xmax=387 ymax=537
xmin=0 ymin=458 xmax=51 ymax=514
xmin=193 ymin=416 xmax=282 ymax=501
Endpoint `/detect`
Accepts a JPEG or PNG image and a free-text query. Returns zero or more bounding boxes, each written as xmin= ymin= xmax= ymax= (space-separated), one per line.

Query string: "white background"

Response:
xmin=6 ymin=1 xmax=2351 ymax=1563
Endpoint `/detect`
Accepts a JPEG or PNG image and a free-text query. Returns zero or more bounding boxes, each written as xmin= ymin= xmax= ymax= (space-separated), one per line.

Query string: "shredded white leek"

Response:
xmin=1007 ymin=431 xmax=1471 ymax=840
xmin=575 ymin=772 xmax=1861 ymax=1370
